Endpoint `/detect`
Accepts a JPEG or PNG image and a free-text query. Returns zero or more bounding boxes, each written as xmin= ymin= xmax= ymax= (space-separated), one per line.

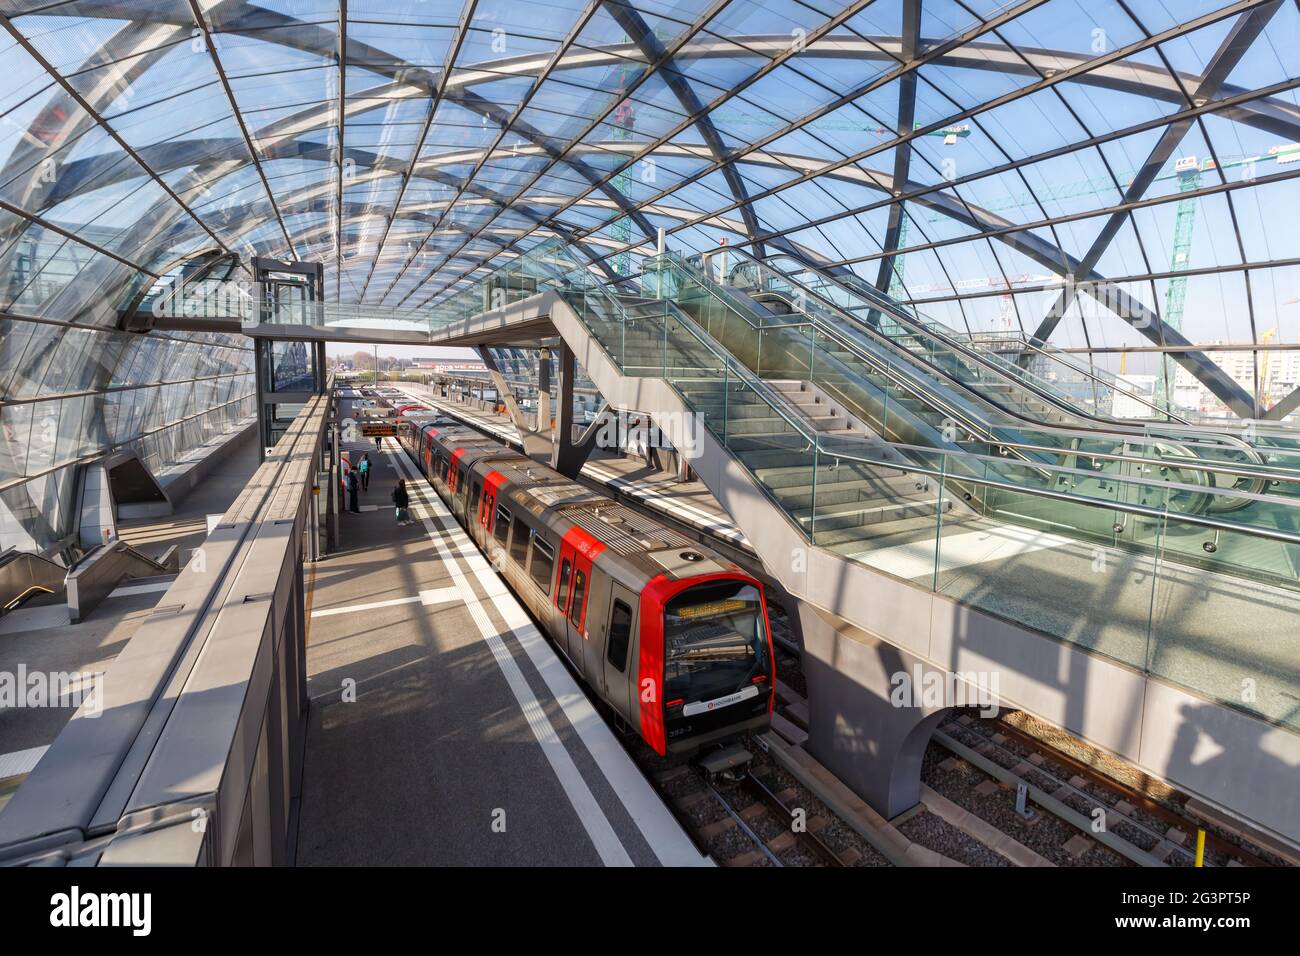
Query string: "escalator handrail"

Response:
xmin=754 ymin=252 xmax=1300 ymax=454
xmin=652 ymin=255 xmax=1037 ymax=472
xmin=814 ymin=438 xmax=1300 ymax=549
xmin=730 ymin=249 xmax=1148 ymax=427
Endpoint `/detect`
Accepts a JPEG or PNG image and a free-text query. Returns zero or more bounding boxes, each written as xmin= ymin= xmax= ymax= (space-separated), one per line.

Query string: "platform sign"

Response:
xmin=360 ymin=422 xmax=397 ymax=437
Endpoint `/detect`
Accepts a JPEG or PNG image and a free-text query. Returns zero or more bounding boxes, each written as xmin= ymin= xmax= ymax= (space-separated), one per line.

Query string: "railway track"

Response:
xmin=984 ymin=715 xmax=1279 ymax=867
xmin=653 ymin=759 xmax=854 ymax=866
xmin=939 ymin=715 xmax=1277 ymax=868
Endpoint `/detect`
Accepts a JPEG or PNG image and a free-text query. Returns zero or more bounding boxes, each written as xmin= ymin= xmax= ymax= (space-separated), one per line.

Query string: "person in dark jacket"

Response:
xmin=347 ymin=468 xmax=360 ymax=513
xmin=392 ymin=479 xmax=410 ymax=526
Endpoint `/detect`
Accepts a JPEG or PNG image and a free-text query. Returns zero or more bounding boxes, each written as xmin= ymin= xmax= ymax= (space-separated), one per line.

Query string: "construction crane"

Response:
xmin=881 ymin=125 xmax=972 ymax=315
xmin=905 ymin=142 xmax=1300 ymax=406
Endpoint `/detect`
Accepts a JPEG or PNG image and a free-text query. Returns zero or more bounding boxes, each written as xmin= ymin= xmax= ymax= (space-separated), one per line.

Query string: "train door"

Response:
xmin=602 ymin=583 xmax=638 ymax=720
xmin=421 ymin=429 xmax=435 ymax=476
xmin=555 ymin=526 xmax=605 ymax=668
xmin=479 ymin=471 xmax=505 ymax=539
xmin=449 ymin=449 xmax=466 ymax=520
xmin=468 ymin=478 xmax=482 ymax=545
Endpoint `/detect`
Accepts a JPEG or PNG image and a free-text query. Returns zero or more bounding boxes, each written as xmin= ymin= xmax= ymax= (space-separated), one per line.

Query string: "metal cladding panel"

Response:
xmin=562 ymin=504 xmax=693 ymax=557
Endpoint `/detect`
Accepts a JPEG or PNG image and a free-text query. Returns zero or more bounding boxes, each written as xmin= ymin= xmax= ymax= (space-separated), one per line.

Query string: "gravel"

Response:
xmin=921 ymin=743 xmax=1130 ymax=867
xmin=897 ymin=809 xmax=1012 ymax=867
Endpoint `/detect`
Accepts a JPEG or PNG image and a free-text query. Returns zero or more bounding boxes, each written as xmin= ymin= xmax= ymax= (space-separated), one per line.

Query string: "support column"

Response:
xmin=313 ymin=341 xmax=327 ymax=393
xmin=478 ymin=347 xmax=553 ymax=461
xmin=536 ymin=346 xmax=552 ymax=434
xmin=254 ymin=338 xmax=271 ymax=461
xmin=797 ymin=603 xmax=954 ymax=820
xmin=552 ymin=342 xmax=600 ymax=478
xmin=476 ymin=345 xmax=601 ymax=478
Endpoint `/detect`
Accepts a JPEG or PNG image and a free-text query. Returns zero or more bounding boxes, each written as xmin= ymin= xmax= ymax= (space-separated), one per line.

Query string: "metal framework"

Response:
xmin=2 ymin=0 xmax=1299 ymax=425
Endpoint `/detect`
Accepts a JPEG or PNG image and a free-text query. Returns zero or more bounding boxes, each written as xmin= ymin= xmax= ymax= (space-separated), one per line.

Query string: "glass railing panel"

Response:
xmin=935 ymin=472 xmax=1158 ymax=674
xmin=1148 ymin=510 xmax=1300 ymax=731
xmin=804 ymin=452 xmax=947 ymax=576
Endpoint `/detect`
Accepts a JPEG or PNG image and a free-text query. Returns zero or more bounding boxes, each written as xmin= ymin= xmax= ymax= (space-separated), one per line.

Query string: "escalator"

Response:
xmin=593 ymin=251 xmax=1299 ymax=585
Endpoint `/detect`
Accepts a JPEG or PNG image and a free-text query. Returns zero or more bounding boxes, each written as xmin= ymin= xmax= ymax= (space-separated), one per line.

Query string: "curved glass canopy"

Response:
xmin=2 ymin=0 xmax=1300 ymax=549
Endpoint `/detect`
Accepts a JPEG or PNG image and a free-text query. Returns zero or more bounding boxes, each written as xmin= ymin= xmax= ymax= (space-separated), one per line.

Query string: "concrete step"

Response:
xmin=721 ymin=416 xmax=803 ymax=437
xmin=772 ymin=472 xmax=938 ymax=509
xmin=728 ymin=432 xmax=816 ymax=454
xmin=793 ymin=495 xmax=952 ymax=532
xmin=817 ymin=511 xmax=983 ymax=554
xmin=744 ymin=451 xmax=910 ymax=477
xmin=683 ymin=401 xmax=784 ymax=420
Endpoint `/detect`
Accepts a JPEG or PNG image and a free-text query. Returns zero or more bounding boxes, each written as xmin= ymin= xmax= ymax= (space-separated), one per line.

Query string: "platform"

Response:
xmin=293 ymin=397 xmax=709 ymax=866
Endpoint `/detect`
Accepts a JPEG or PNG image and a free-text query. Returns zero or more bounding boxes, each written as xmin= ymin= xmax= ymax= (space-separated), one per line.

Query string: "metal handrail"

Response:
xmin=657 ymin=254 xmax=1024 ymax=470
xmin=736 ymin=250 xmax=1143 ymax=420
xmin=822 ymin=436 xmax=1295 ymax=510
xmin=682 ymin=250 xmax=1116 ymax=446
xmin=664 ymin=254 xmax=1255 ymax=494
xmin=751 ymin=251 xmax=1300 ymax=454
xmin=813 ymin=440 xmax=1300 ymax=549
xmin=730 ymin=248 xmax=1199 ymax=434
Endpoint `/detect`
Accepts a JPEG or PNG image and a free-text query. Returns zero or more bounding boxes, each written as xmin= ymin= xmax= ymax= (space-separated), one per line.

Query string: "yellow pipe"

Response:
xmin=1195 ymin=829 xmax=1206 ymax=867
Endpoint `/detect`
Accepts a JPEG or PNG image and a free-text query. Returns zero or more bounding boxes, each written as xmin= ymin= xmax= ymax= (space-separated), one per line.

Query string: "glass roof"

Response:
xmin=3 ymin=0 xmax=1300 ymax=415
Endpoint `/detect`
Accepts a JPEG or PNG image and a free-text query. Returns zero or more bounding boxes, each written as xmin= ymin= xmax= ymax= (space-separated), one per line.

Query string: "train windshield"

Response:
xmin=663 ymin=580 xmax=768 ymax=705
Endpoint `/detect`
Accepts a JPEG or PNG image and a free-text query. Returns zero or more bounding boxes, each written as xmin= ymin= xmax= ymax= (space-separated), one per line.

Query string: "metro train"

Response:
xmin=396 ymin=409 xmax=774 ymax=758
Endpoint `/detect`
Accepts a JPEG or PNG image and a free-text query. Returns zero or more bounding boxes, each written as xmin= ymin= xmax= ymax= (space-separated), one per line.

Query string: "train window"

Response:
xmin=494 ymin=506 xmax=511 ymax=547
xmin=556 ymin=560 xmax=571 ymax=611
xmin=606 ymin=600 xmax=632 ymax=673
xmin=470 ymin=481 xmax=481 ymax=517
xmin=663 ymin=580 xmax=769 ymax=705
xmin=457 ymin=469 xmax=468 ymax=500
xmin=568 ymin=570 xmax=586 ymax=627
xmin=529 ymin=538 xmax=554 ymax=594
xmin=510 ymin=516 xmax=530 ymax=564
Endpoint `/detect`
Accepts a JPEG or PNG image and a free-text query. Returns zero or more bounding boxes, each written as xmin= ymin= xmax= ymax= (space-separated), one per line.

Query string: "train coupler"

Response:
xmin=696 ymin=743 xmax=753 ymax=782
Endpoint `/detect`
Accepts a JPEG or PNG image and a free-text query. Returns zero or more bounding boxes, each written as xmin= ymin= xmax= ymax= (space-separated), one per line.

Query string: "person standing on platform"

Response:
xmin=347 ymin=468 xmax=360 ymax=514
xmin=358 ymin=453 xmax=371 ymax=491
xmin=393 ymin=479 xmax=411 ymax=526
xmin=374 ymin=434 xmax=383 ymax=451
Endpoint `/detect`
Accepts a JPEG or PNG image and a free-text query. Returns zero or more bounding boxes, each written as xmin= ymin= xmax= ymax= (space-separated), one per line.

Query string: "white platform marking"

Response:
xmin=0 ymin=745 xmax=48 ymax=780
xmin=310 ymin=587 xmax=461 ymax=618
xmin=107 ymin=580 xmax=175 ymax=598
